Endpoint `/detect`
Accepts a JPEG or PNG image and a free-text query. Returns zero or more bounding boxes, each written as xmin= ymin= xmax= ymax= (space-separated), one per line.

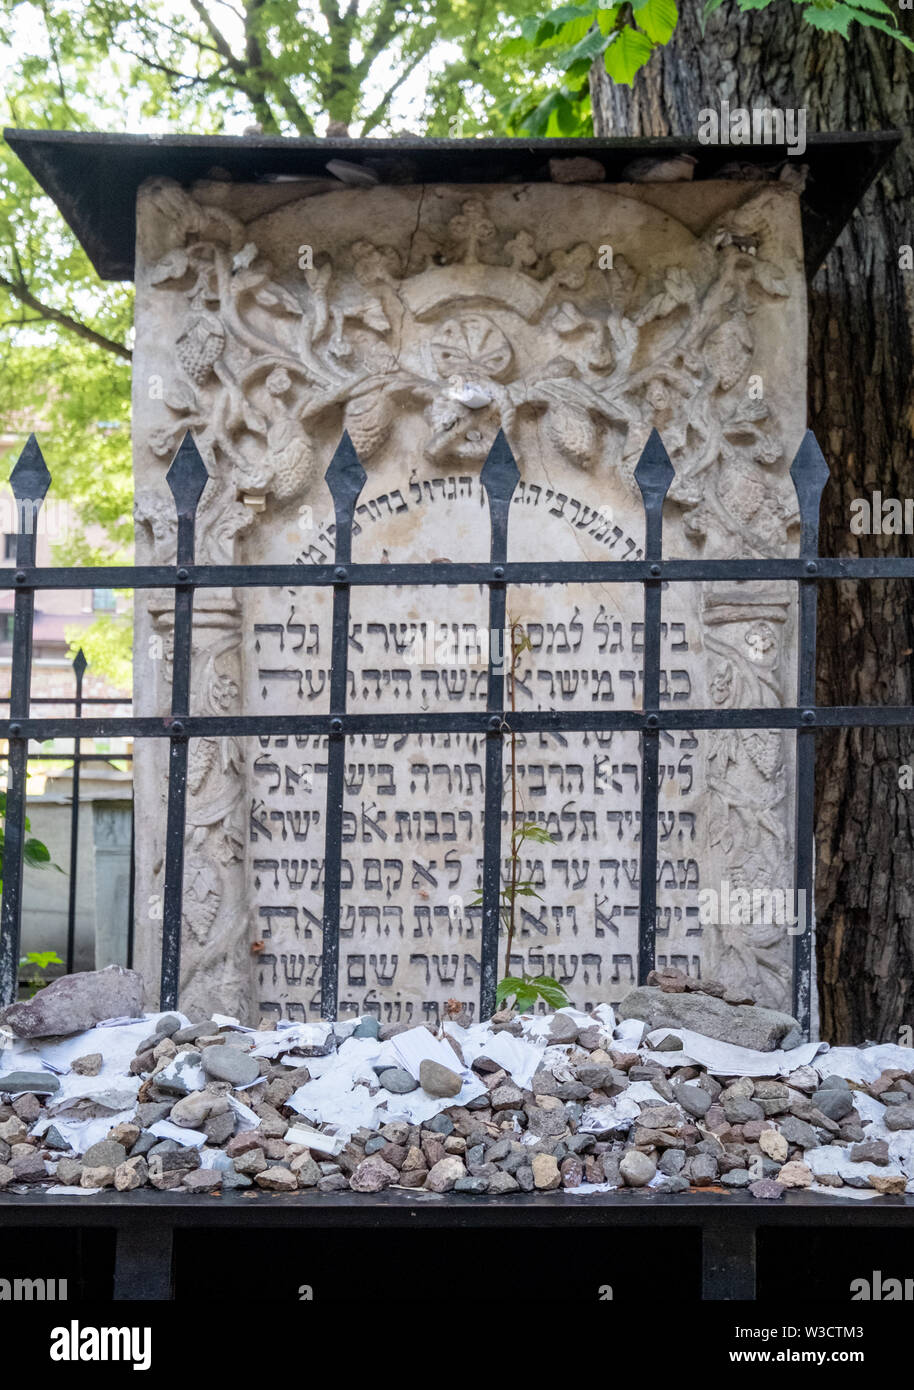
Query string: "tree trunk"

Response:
xmin=591 ymin=6 xmax=914 ymax=1042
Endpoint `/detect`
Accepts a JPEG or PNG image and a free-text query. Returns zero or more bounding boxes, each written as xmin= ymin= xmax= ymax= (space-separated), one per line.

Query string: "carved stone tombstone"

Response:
xmin=132 ymin=168 xmax=806 ymax=1023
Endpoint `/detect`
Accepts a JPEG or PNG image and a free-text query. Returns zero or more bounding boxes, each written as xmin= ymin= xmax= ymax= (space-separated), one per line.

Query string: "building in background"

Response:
xmin=0 ymin=428 xmax=133 ymax=981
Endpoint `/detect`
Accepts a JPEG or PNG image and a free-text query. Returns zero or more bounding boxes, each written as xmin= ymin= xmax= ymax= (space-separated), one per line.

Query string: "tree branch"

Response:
xmin=0 ymin=276 xmax=132 ymax=360
xmin=359 ymin=40 xmax=436 ymax=134
xmin=190 ymin=0 xmax=243 ymax=68
xmin=353 ymin=0 xmax=404 ymax=82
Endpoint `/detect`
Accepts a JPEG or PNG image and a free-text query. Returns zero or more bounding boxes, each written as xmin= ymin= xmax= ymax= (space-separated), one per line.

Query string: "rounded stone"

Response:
xmin=532 ymin=1152 xmax=562 ymax=1190
xmin=777 ymin=1160 xmax=813 ymax=1189
xmin=454 ymin=1175 xmax=489 ymax=1194
xmin=351 ymin=1017 xmax=381 ymax=1039
xmin=82 ymin=1138 xmax=127 ymax=1169
xmin=169 ymin=1092 xmax=216 ymax=1128
xmin=155 ymin=1015 xmax=182 ymax=1037
xmin=620 ymin=1150 xmax=656 ymax=1187
xmin=547 ymin=1014 xmax=579 ymax=1045
xmin=419 ymin=1059 xmax=462 ymax=1098
xmin=759 ymin=1129 xmax=789 ymax=1163
xmin=201 ymin=1047 xmax=260 ymax=1087
xmin=748 ymin=1178 xmax=786 ymax=1200
xmin=425 ymin=1156 xmax=467 ymax=1192
xmin=349 ymin=1155 xmax=399 ymax=1192
xmin=377 ymin=1067 xmax=419 ymax=1094
xmin=811 ymin=1087 xmax=854 ymax=1121
xmin=0 ymin=1070 xmax=60 ymax=1095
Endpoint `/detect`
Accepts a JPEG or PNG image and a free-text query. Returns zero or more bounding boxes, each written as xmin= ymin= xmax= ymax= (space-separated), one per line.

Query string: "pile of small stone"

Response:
xmin=2 ymin=996 xmax=913 ymax=1200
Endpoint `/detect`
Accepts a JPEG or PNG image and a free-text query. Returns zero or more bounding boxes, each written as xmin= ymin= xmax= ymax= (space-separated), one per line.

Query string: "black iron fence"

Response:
xmin=2 ymin=426 xmax=914 ymax=1037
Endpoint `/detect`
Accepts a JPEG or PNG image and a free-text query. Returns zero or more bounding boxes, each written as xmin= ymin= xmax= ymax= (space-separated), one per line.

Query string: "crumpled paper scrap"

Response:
xmin=641 ymin=1026 xmax=827 ymax=1076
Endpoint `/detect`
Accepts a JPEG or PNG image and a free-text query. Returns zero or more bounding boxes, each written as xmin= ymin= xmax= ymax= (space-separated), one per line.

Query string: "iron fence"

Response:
xmin=0 ymin=650 xmax=134 ymax=982
xmin=2 ymin=426 xmax=914 ymax=1036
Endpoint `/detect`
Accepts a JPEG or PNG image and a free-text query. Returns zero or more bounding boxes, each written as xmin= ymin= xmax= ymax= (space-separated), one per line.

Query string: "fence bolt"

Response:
xmin=9 ymin=723 xmax=21 ymax=736
xmin=493 ymin=566 xmax=504 ymax=580
xmin=176 ymin=567 xmax=189 ymax=582
xmin=334 ymin=567 xmax=347 ymax=581
xmin=14 ymin=572 xmax=25 ymax=584
xmin=806 ymin=561 xmax=818 ymax=574
xmin=330 ymin=717 xmax=343 ymax=735
xmin=646 ymin=714 xmax=659 ymax=728
xmin=487 ymin=715 xmax=502 ymax=732
xmin=650 ymin=563 xmax=661 ymax=577
xmin=171 ymin=720 xmax=184 ymax=735
xmin=802 ymin=709 xmax=816 ymax=724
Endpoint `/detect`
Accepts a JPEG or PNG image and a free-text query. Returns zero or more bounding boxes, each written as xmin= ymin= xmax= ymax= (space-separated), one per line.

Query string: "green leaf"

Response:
xmin=840 ymin=0 xmax=894 ymax=12
xmin=555 ymin=26 xmax=612 ymax=69
xmin=22 ymin=949 xmax=62 ymax=970
xmin=516 ymin=822 xmax=555 ymax=844
xmin=634 ymin=0 xmax=679 ymax=44
xmin=512 ymin=982 xmax=540 ymax=1012
xmin=802 ymin=2 xmax=856 ymax=35
xmin=495 ymin=975 xmax=527 ymax=1006
xmin=534 ymin=976 xmax=572 ymax=1008
xmin=604 ymin=27 xmax=655 ymax=84
xmin=596 ymin=7 xmax=622 ymax=33
xmin=522 ymin=5 xmax=597 ymax=46
xmin=848 ymin=10 xmax=914 ymax=46
xmin=23 ymin=838 xmax=51 ymax=866
xmin=521 ymin=89 xmax=564 ymax=135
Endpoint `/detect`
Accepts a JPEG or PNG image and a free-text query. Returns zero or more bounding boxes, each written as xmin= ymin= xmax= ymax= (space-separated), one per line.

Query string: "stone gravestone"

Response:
xmin=131 ymin=168 xmax=806 ymax=1024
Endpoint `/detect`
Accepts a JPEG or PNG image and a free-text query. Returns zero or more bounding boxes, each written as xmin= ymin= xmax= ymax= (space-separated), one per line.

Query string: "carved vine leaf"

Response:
xmin=550 ymin=243 xmax=595 ymax=289
xmin=254 ymin=283 xmax=303 ymax=315
xmin=343 ymin=381 xmax=399 ymax=459
xmin=350 ymin=296 xmax=390 ymax=334
xmin=175 ymin=311 xmax=225 ymax=386
xmin=150 ymin=248 xmax=190 ymax=284
xmin=163 ymin=380 xmax=198 ymax=413
xmin=702 ymin=319 xmax=754 ymax=391
xmin=551 ymin=301 xmax=588 ymax=335
xmin=750 ymin=259 xmax=790 ymax=298
xmin=545 ymin=401 xmax=598 ymax=470
xmin=634 ymin=267 xmax=695 ymax=326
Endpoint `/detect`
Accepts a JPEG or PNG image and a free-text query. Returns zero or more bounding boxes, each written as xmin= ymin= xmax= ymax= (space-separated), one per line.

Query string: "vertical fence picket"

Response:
xmin=320 ymin=432 xmax=366 ymax=1020
xmin=479 ymin=431 xmax=520 ymax=1019
xmin=789 ymin=431 xmax=829 ymax=1038
xmin=159 ymin=432 xmax=208 ymax=1011
xmin=65 ymin=648 xmax=87 ymax=975
xmin=634 ymin=430 xmax=674 ymax=987
xmin=0 ymin=436 xmax=50 ymax=1006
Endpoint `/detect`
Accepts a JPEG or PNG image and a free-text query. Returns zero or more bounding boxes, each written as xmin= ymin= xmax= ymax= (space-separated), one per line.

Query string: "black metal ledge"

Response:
xmin=3 ymin=128 xmax=901 ymax=282
xmin=3 ymin=1188 xmax=913 ymax=1301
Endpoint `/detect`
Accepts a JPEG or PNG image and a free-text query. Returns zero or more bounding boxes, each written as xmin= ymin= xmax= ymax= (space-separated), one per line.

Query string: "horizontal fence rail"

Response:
xmin=0 ymin=424 xmax=909 ymax=1037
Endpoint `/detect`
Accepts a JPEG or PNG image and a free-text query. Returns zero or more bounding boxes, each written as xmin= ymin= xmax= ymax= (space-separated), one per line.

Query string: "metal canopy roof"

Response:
xmin=3 ymin=127 xmax=901 ymax=282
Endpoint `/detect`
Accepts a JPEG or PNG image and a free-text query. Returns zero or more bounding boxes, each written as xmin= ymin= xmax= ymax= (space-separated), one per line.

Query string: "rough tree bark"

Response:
xmin=591 ymin=5 xmax=914 ymax=1042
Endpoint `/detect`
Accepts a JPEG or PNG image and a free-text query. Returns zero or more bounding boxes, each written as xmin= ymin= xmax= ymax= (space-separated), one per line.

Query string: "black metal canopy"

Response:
xmin=3 ymin=127 xmax=901 ymax=282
